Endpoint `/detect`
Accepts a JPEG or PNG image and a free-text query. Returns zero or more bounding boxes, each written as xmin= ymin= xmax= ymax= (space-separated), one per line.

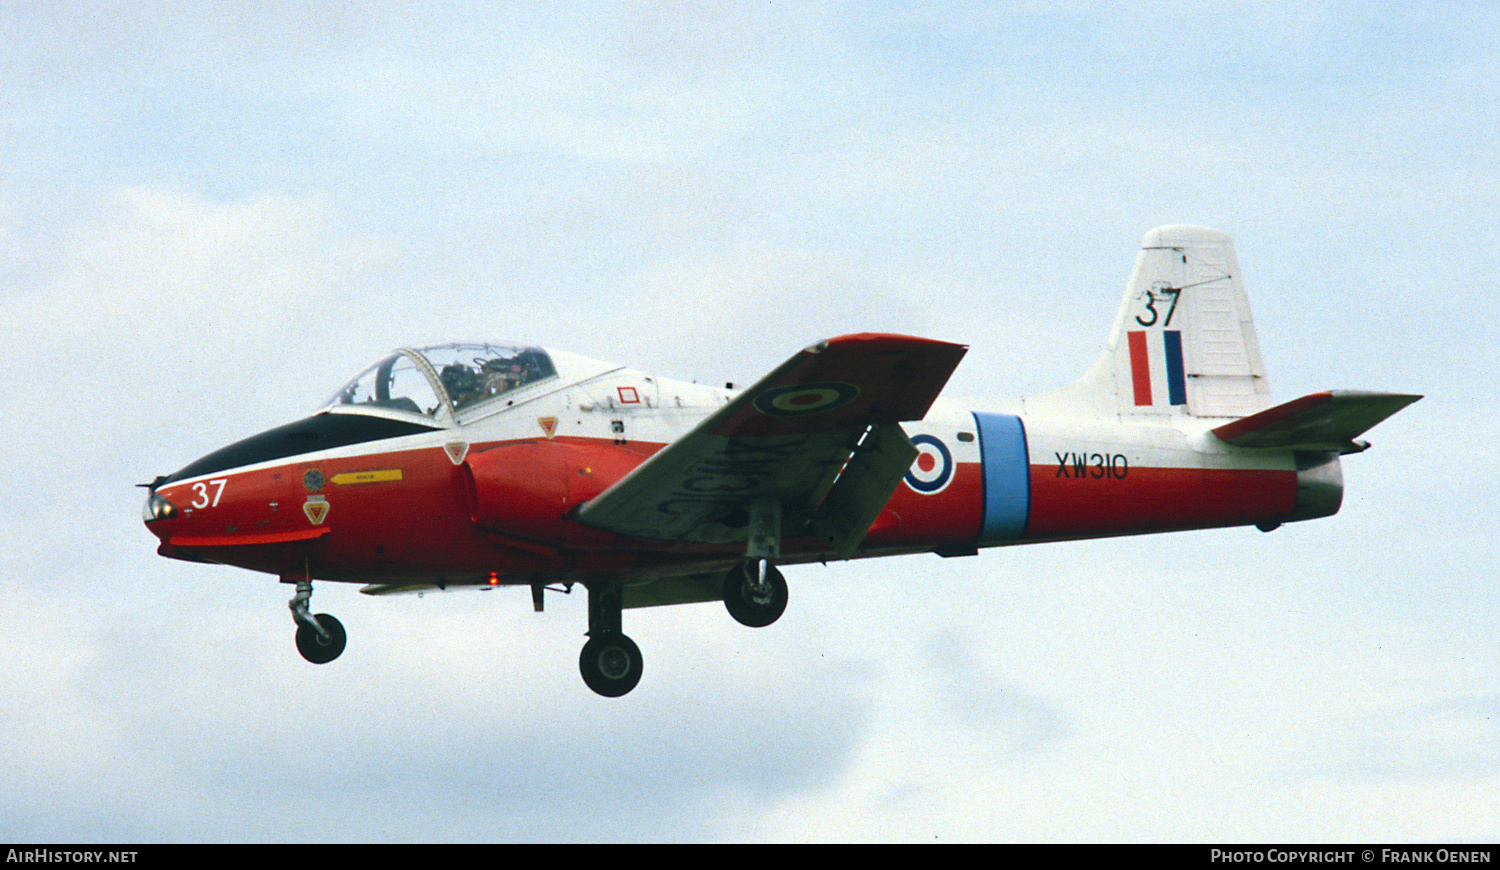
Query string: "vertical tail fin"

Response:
xmin=1039 ymin=226 xmax=1272 ymax=419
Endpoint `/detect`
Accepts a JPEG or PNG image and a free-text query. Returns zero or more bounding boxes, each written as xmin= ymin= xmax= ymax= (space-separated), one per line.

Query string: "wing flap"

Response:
xmin=1211 ymin=390 xmax=1421 ymax=453
xmin=577 ymin=334 xmax=966 ymax=543
xmin=807 ymin=422 xmax=918 ymax=555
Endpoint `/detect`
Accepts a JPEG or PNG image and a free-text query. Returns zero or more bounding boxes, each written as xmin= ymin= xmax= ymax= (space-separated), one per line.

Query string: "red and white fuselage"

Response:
xmin=141 ymin=226 xmax=1416 ymax=694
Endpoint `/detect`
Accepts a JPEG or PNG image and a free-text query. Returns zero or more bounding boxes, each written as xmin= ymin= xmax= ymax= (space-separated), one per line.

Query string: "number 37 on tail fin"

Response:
xmin=142 ymin=226 xmax=1419 ymax=695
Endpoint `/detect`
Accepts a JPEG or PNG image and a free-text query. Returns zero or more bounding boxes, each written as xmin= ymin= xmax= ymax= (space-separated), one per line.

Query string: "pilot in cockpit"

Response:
xmin=439 ymin=362 xmax=482 ymax=409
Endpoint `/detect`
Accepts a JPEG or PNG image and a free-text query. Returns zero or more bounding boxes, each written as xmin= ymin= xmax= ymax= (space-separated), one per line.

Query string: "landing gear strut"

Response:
xmin=289 ymin=580 xmax=346 ymax=664
xmin=579 ymin=581 xmax=642 ymax=697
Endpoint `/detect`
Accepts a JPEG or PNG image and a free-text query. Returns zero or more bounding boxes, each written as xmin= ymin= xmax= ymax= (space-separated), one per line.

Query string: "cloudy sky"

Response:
xmin=2 ymin=1 xmax=1495 ymax=843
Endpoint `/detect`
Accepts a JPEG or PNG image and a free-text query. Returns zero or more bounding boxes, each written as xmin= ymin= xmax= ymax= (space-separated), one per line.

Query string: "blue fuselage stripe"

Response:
xmin=973 ymin=412 xmax=1030 ymax=544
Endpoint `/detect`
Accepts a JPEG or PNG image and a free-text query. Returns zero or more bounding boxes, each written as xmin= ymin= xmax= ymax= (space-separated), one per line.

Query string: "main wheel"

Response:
xmin=723 ymin=562 xmax=788 ymax=628
xmin=295 ymin=613 xmax=347 ymax=664
xmin=579 ymin=632 xmax=643 ymax=697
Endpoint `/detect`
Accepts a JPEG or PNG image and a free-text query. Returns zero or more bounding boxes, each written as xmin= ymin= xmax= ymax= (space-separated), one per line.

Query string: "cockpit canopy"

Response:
xmin=322 ymin=343 xmax=558 ymax=425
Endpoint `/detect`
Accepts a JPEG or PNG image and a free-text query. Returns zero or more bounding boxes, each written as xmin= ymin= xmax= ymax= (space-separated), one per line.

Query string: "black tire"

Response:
xmin=579 ymin=632 xmax=643 ymax=697
xmin=295 ymin=613 xmax=347 ymax=664
xmin=723 ymin=562 xmax=788 ymax=628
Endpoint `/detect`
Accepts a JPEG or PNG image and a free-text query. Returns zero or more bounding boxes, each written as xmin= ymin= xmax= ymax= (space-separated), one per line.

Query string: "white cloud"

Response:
xmin=0 ymin=187 xmax=392 ymax=581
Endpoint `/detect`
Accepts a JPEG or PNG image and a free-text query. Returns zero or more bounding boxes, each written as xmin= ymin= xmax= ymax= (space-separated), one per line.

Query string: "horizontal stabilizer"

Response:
xmin=1211 ymin=391 xmax=1421 ymax=453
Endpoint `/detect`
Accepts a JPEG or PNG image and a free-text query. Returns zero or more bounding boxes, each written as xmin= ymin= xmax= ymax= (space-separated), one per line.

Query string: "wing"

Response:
xmin=1211 ymin=390 xmax=1421 ymax=453
xmin=576 ymin=333 xmax=967 ymax=553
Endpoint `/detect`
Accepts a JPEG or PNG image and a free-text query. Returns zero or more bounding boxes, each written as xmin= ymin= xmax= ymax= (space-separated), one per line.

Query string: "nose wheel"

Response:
xmin=289 ymin=580 xmax=346 ymax=664
xmin=295 ymin=613 xmax=346 ymax=664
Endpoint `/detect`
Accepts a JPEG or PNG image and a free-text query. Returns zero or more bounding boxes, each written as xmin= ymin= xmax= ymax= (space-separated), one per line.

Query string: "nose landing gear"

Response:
xmin=289 ymin=580 xmax=346 ymax=664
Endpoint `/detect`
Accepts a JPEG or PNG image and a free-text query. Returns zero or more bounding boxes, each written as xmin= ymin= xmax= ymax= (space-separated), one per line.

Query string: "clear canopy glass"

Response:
xmin=421 ymin=343 xmax=557 ymax=413
xmin=323 ymin=343 xmax=557 ymax=422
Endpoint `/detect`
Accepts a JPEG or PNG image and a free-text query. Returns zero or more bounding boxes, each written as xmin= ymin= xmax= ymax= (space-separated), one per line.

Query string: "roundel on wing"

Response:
xmin=753 ymin=382 xmax=860 ymax=417
xmin=904 ymin=434 xmax=953 ymax=494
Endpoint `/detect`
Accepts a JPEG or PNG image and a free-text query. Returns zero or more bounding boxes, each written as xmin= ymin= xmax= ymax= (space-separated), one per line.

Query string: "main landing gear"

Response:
xmin=576 ymin=560 xmax=788 ymax=698
xmin=579 ymin=582 xmax=642 ymax=697
xmin=574 ymin=497 xmax=792 ymax=696
xmin=723 ymin=559 xmax=788 ymax=627
xmin=289 ymin=580 xmax=346 ymax=664
xmin=723 ymin=497 xmax=788 ymax=628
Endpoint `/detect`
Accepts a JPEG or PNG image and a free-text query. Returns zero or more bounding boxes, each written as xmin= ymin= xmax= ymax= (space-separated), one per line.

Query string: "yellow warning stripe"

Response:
xmin=331 ymin=469 xmax=404 ymax=485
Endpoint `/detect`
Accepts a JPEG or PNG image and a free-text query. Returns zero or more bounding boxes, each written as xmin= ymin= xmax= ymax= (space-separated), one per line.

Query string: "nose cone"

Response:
xmin=142 ymin=488 xmax=177 ymax=525
xmin=141 ymin=487 xmax=185 ymax=547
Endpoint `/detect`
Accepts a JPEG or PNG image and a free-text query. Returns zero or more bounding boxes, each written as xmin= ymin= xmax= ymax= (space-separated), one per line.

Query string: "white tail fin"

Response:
xmin=1034 ymin=226 xmax=1272 ymax=419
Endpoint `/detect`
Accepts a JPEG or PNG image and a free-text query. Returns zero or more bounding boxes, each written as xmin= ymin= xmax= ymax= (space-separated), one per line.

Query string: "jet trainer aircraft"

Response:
xmin=143 ymin=226 xmax=1419 ymax=696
